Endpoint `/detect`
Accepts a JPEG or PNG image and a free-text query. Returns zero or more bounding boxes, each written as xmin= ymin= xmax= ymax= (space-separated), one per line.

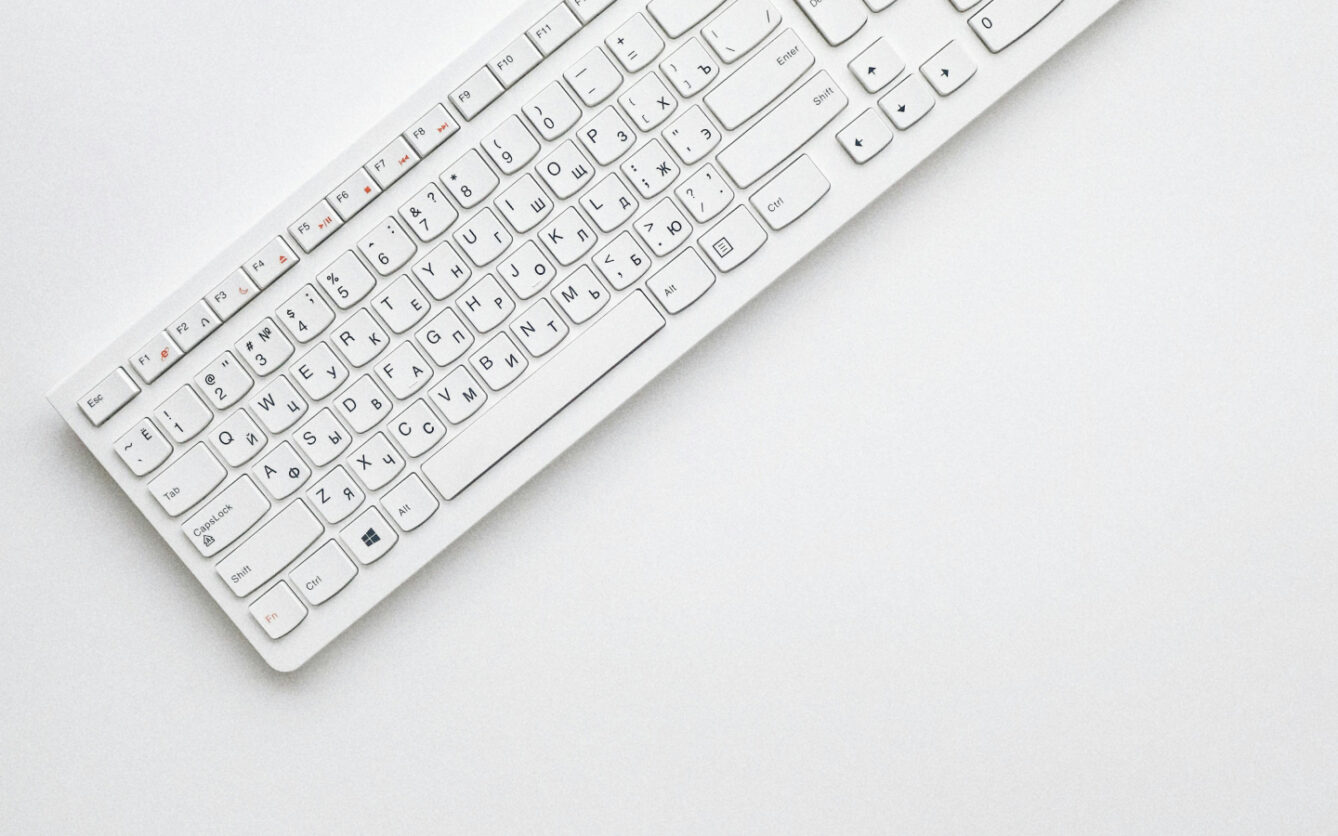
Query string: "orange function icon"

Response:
xmin=159 ymin=348 xmax=170 ymax=360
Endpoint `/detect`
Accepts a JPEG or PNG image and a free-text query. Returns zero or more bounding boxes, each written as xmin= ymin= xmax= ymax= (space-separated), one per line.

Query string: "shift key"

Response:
xmin=717 ymin=72 xmax=848 ymax=189
xmin=215 ymin=501 xmax=324 ymax=596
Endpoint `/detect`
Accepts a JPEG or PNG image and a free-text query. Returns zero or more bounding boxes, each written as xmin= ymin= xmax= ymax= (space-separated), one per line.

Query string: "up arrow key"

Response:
xmin=849 ymin=38 xmax=905 ymax=94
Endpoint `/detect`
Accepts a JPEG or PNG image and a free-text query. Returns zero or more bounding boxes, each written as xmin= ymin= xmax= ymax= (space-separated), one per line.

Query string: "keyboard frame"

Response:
xmin=48 ymin=0 xmax=1124 ymax=671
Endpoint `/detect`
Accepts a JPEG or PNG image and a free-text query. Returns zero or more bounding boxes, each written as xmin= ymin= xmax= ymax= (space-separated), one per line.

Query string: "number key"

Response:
xmin=194 ymin=351 xmax=255 ymax=410
xmin=440 ymin=149 xmax=499 ymax=209
xmin=481 ymin=115 xmax=540 ymax=175
xmin=235 ymin=318 xmax=294 ymax=377
xmin=398 ymin=182 xmax=458 ymax=242
xmin=357 ymin=217 xmax=417 ymax=276
xmin=278 ymin=284 xmax=335 ymax=343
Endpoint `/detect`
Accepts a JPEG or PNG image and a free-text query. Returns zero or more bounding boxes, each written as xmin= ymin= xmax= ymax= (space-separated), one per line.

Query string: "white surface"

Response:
xmin=2 ymin=0 xmax=1336 ymax=829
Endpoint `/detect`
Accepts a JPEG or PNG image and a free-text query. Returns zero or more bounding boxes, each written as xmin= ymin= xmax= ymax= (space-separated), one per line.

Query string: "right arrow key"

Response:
xmin=921 ymin=40 xmax=978 ymax=96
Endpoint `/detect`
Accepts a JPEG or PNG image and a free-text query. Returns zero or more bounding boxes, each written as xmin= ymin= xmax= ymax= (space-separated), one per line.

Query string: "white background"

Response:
xmin=3 ymin=0 xmax=1337 ymax=830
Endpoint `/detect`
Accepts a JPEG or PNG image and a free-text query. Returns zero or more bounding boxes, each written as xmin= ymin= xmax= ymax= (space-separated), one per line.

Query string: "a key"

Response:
xmin=426 ymin=365 xmax=488 ymax=424
xmin=358 ymin=217 xmax=417 ymax=276
xmin=148 ymin=443 xmax=227 ymax=517
xmin=482 ymin=115 xmax=541 ymax=175
xmin=792 ymin=0 xmax=866 ymax=45
xmin=748 ymin=154 xmax=830 ymax=229
xmin=879 ymin=73 xmax=935 ymax=129
xmin=314 ymin=250 xmax=377 ymax=309
xmin=306 ymin=466 xmax=365 ymax=525
xmin=242 ymin=237 xmax=299 ymax=289
xmin=537 ymin=141 xmax=597 ymax=199
xmin=331 ymin=309 xmax=390 ymax=368
xmin=181 ymin=476 xmax=270 ymax=558
xmin=248 ymin=582 xmax=308 ymax=639
xmin=398 ymin=182 xmax=458 ymax=242
xmin=454 ymin=208 xmax=513 ymax=266
xmin=538 ymin=207 xmax=599 ymax=265
xmin=388 ymin=400 xmax=444 ymax=458
xmin=114 ymin=418 xmax=173 ymax=476
xmin=128 ymin=331 xmax=182 ymax=384
xmin=593 ymin=232 xmax=652 ymax=289
xmin=441 ymin=149 xmax=500 ymax=209
xmin=619 ymin=73 xmax=678 ymax=130
xmin=497 ymin=241 xmax=557 ymax=300
xmin=155 ymin=385 xmax=213 ymax=442
xmin=415 ymin=308 xmax=475 ymax=366
xmin=205 ymin=270 xmax=259 ymax=321
xmin=717 ymin=72 xmax=848 ymax=188
xmin=289 ymin=541 xmax=358 ymax=605
xmin=489 ymin=34 xmax=543 ymax=88
xmin=848 ymin=38 xmax=905 ymax=93
xmin=371 ymin=275 xmax=431 ymax=333
xmin=209 ymin=409 xmax=267 ymax=467
xmin=703 ymin=0 xmax=782 ymax=62
xmin=527 ymin=5 xmax=582 ymax=56
xmin=79 ymin=368 xmax=139 ymax=427
xmin=339 ymin=507 xmax=399 ymax=564
xmin=580 ymin=174 xmax=639 ymax=232
xmin=635 ymin=198 xmax=693 ymax=256
xmin=551 ymin=266 xmax=610 ymax=324
xmin=495 ymin=174 xmax=555 ymax=234
xmin=249 ymin=375 xmax=308 ymax=433
xmin=450 ymin=67 xmax=504 ymax=121
xmin=704 ymin=29 xmax=814 ymax=130
xmin=380 ymin=474 xmax=439 ymax=532
xmin=662 ymin=106 xmax=722 ymax=166
xmin=366 ymin=136 xmax=419 ymax=189
xmin=291 ymin=342 xmax=349 ymax=401
xmin=564 ymin=48 xmax=623 ymax=107
xmin=921 ymin=41 xmax=977 ymax=95
xmin=197 ymin=349 xmax=256 ymax=408
xmin=676 ymin=164 xmax=734 ymax=223
xmin=566 ymin=0 xmax=617 ymax=24
xmin=577 ymin=107 xmax=636 ymax=165
xmin=403 ymin=103 xmax=460 ymax=157
xmin=327 ymin=168 xmax=381 ymax=222
xmin=293 ymin=408 xmax=351 ymax=467
xmin=606 ymin=13 xmax=664 ymax=72
xmin=412 ymin=241 xmax=473 ymax=300
xmin=471 ymin=333 xmax=530 ymax=390
xmin=234 ymin=318 xmax=293 ymax=377
xmin=510 ymin=299 xmax=569 ymax=357
xmin=457 ymin=274 xmax=516 ymax=332
xmin=969 ymin=0 xmax=1065 ymax=53
xmin=698 ymin=205 xmax=768 ymax=271
xmin=375 ymin=343 xmax=434 ymax=399
xmin=523 ymin=82 xmax=583 ymax=141
xmin=216 ymin=501 xmax=324 ymax=596
xmin=422 ymin=291 xmax=665 ymax=499
xmin=288 ymin=200 xmax=342 ymax=253
xmin=836 ymin=108 xmax=894 ymax=163
xmin=647 ymin=248 xmax=717 ymax=313
xmin=660 ymin=39 xmax=720 ymax=98
xmin=622 ymin=139 xmax=680 ymax=199
xmin=647 ymin=0 xmax=727 ymax=38
xmin=346 ymin=433 xmax=405 ymax=491
xmin=252 ymin=441 xmax=313 ymax=500
xmin=277 ymin=284 xmax=335 ymax=344
xmin=334 ymin=375 xmax=392 ymax=433
xmin=168 ymin=300 xmax=220 ymax=353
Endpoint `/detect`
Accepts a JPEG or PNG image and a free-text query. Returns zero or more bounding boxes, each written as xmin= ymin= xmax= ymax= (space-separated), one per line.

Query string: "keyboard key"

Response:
xmin=416 ymin=307 xmax=475 ymax=366
xmin=168 ymin=300 xmax=220 ymax=353
xmin=235 ymin=318 xmax=293 ymax=377
xmin=252 ymin=441 xmax=312 ymax=500
xmin=577 ymin=107 xmax=635 ymax=165
xmin=660 ymin=39 xmax=720 ymax=97
xmin=879 ymin=73 xmax=935 ymax=129
xmin=497 ymin=241 xmax=557 ymax=300
xmin=403 ymin=103 xmax=460 ymax=156
xmin=114 ymin=418 xmax=172 ymax=476
xmin=698 ymin=205 xmax=767 ymax=271
xmin=249 ymin=375 xmax=308 ymax=433
xmin=523 ymin=82 xmax=583 ymax=141
xmin=288 ymin=200 xmax=342 ymax=253
xmin=703 ymin=0 xmax=782 ymax=62
xmin=398 ymin=182 xmax=458 ymax=242
xmin=647 ymin=248 xmax=716 ymax=313
xmin=371 ymin=274 xmax=431 ymax=333
xmin=205 ymin=269 xmax=259 ymax=321
xmin=306 ymin=466 xmax=365 ymax=524
xmin=922 ymin=41 xmax=977 ymax=95
xmin=836 ymin=108 xmax=894 ymax=163
xmin=593 ymin=231 xmax=651 ymax=289
xmin=538 ymin=207 xmax=598 ymax=265
xmin=970 ymin=0 xmax=1064 ymax=53
xmin=327 ymin=168 xmax=381 ymax=222
xmin=243 ymin=237 xmax=299 ymax=289
xmin=619 ymin=73 xmax=677 ymax=130
xmin=489 ymin=34 xmax=543 ymax=88
xmin=333 ymin=375 xmax=392 ymax=433
xmin=606 ymin=13 xmax=664 ymax=72
xmin=292 ymin=342 xmax=349 ymax=401
xmin=662 ymin=106 xmax=722 ymax=165
xmin=482 ymin=116 xmax=541 ymax=175
xmin=451 ymin=67 xmax=505 ymax=121
xmin=456 ymin=274 xmax=515 ymax=333
xmin=155 ymin=385 xmax=213 ymax=442
xmin=705 ymin=29 xmax=814 ymax=131
xmin=441 ymin=149 xmax=499 ymax=209
xmin=749 ymin=154 xmax=830 ymax=229
xmin=346 ymin=433 xmax=405 ymax=491
xmin=495 ymin=174 xmax=555 ymax=234
xmin=551 ymin=265 xmax=609 ymax=323
xmin=647 ymin=0 xmax=726 ymax=37
xmin=314 ymin=250 xmax=377 ymax=310
xmin=358 ymin=217 xmax=417 ymax=276
xmin=79 ymin=368 xmax=138 ymax=426
xmin=621 ymin=139 xmax=680 ymax=198
xmin=635 ymin=197 xmax=693 ymax=256
xmin=528 ymin=4 xmax=582 ymax=56
xmin=537 ymin=141 xmax=597 ymax=199
xmin=277 ymin=284 xmax=335 ymax=343
xmin=454 ymin=208 xmax=513 ymax=266
xmin=340 ymin=507 xmax=398 ymax=564
xmin=380 ymin=474 xmax=439 ymax=532
xmin=580 ymin=173 xmax=639 ymax=232
xmin=564 ymin=48 xmax=622 ymax=107
xmin=248 ymin=581 xmax=308 ymax=638
xmin=566 ymin=0 xmax=616 ymax=24
xmin=511 ymin=299 xmax=569 ymax=357
xmin=848 ymin=38 xmax=905 ymax=92
xmin=220 ymin=502 xmax=322 ymax=596
xmin=331 ymin=309 xmax=390 ymax=368
xmin=471 ymin=332 xmax=530 ymax=390
xmin=209 ymin=409 xmax=267 ymax=467
xmin=181 ymin=476 xmax=270 ymax=557
xmin=717 ymin=71 xmax=848 ymax=188
xmin=675 ymin=164 xmax=733 ymax=222
xmin=412 ymin=241 xmax=473 ymax=299
xmin=388 ymin=400 xmax=444 ymax=457
xmin=290 ymin=541 xmax=358 ymax=605
xmin=293 ymin=408 xmax=351 ymax=466
xmin=148 ymin=443 xmax=226 ymax=517
xmin=427 ymin=366 xmax=488 ymax=424
xmin=366 ymin=136 xmax=419 ymax=189
xmin=423 ymin=291 xmax=664 ymax=499
xmin=375 ymin=343 xmax=434 ymax=399
xmin=128 ymin=331 xmax=182 ymax=384
xmin=792 ymin=0 xmax=866 ymax=45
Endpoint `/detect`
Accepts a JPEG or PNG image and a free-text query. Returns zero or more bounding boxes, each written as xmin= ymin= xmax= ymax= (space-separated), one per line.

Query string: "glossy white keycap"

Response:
xmin=660 ymin=39 xmax=719 ymax=98
xmin=647 ymin=0 xmax=726 ymax=37
xmin=619 ymin=73 xmax=677 ymax=130
xmin=593 ymin=232 xmax=651 ymax=289
xmin=210 ymin=409 xmax=267 ymax=467
xmin=79 ymin=368 xmax=138 ymax=426
xmin=676 ymin=164 xmax=734 ymax=223
xmin=441 ymin=149 xmax=500 ymax=210
xmin=705 ymin=29 xmax=813 ymax=131
xmin=277 ymin=284 xmax=335 ymax=343
xmin=288 ymin=200 xmax=342 ymax=253
xmin=403 ymin=103 xmax=460 ymax=157
xmin=550 ymin=265 xmax=609 ymax=324
xmin=647 ymin=248 xmax=716 ymax=313
xmin=605 ymin=13 xmax=664 ymax=72
xmin=340 ymin=507 xmax=398 ymax=564
xmin=388 ymin=400 xmax=444 ymax=458
xmin=412 ymin=241 xmax=473 ymax=300
xmin=538 ymin=207 xmax=598 ymax=265
xmin=580 ymin=173 xmax=639 ymax=232
xmin=181 ymin=476 xmax=270 ymax=557
xmin=334 ymin=375 xmax=392 ymax=432
xmin=293 ymin=408 xmax=351 ymax=466
xmin=879 ymin=73 xmax=935 ymax=129
xmin=371 ymin=275 xmax=431 ymax=333
xmin=497 ymin=241 xmax=556 ymax=300
xmin=748 ymin=154 xmax=829 ymax=229
xmin=252 ymin=441 xmax=312 ymax=500
xmin=114 ymin=418 xmax=172 ymax=476
xmin=155 ymin=385 xmax=213 ymax=442
xmin=422 ymin=291 xmax=664 ymax=499
xmin=205 ymin=269 xmax=259 ymax=321
xmin=168 ymin=300 xmax=220 ymax=353
xmin=970 ymin=0 xmax=1064 ymax=52
xmin=358 ymin=217 xmax=417 ymax=277
xmin=376 ymin=343 xmax=434 ymax=399
xmin=398 ymin=182 xmax=457 ymax=243
xmin=538 ymin=140 xmax=597 ymax=199
xmin=471 ymin=332 xmax=529 ymax=389
xmin=128 ymin=331 xmax=182 ymax=384
xmin=703 ymin=0 xmax=781 ymax=62
xmin=426 ymin=365 xmax=488 ymax=424
xmin=454 ymin=208 xmax=513 ymax=266
xmin=290 ymin=541 xmax=358 ymax=605
xmin=451 ymin=67 xmax=505 ymax=121
xmin=564 ymin=48 xmax=623 ymax=107
xmin=495 ymin=174 xmax=555 ymax=234
xmin=314 ymin=250 xmax=377 ymax=310
xmin=699 ymin=205 xmax=767 ymax=271
xmin=346 ymin=433 xmax=405 ymax=491
xmin=457 ymin=274 xmax=515 ymax=332
xmin=482 ymin=116 xmax=541 ymax=175
xmin=148 ymin=443 xmax=226 ymax=517
xmin=922 ymin=41 xmax=977 ymax=95
xmin=577 ymin=107 xmax=635 ymax=165
xmin=327 ymin=168 xmax=381 ymax=222
xmin=249 ymin=376 xmax=308 ymax=434
xmin=662 ymin=106 xmax=722 ymax=165
xmin=621 ymin=139 xmax=680 ymax=198
xmin=234 ymin=318 xmax=293 ymax=378
xmin=243 ymin=237 xmax=299 ymax=289
xmin=524 ymin=82 xmax=583 ymax=141
xmin=511 ymin=299 xmax=569 ymax=357
xmin=306 ymin=466 xmax=365 ymax=525
xmin=717 ymin=71 xmax=848 ymax=188
xmin=848 ymin=38 xmax=905 ymax=92
xmin=489 ymin=34 xmax=543 ymax=88
xmin=366 ymin=136 xmax=419 ymax=189
xmin=416 ymin=308 xmax=475 ymax=366
xmin=635 ymin=198 xmax=693 ymax=256
xmin=248 ymin=581 xmax=308 ymax=638
xmin=331 ymin=309 xmax=389 ymax=368
xmin=792 ymin=0 xmax=866 ymax=45
xmin=291 ymin=342 xmax=348 ymax=401
xmin=379 ymin=474 xmax=439 ymax=532
xmin=527 ymin=4 xmax=582 ymax=56
xmin=836 ymin=108 xmax=894 ymax=163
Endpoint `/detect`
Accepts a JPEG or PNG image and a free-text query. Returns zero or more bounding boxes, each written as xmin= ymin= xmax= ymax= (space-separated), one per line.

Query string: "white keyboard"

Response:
xmin=48 ymin=0 xmax=1122 ymax=670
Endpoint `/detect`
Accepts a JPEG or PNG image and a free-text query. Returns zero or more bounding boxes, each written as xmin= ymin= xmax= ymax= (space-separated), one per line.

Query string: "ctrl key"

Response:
xmin=248 ymin=581 xmax=307 ymax=639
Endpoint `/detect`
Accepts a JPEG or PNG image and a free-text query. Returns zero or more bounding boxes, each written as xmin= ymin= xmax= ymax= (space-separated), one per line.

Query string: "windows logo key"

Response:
xmin=361 ymin=528 xmax=381 ymax=548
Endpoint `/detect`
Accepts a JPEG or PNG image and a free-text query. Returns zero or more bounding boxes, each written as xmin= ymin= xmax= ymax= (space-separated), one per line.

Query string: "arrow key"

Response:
xmin=921 ymin=40 xmax=977 ymax=96
xmin=848 ymin=38 xmax=905 ymax=93
xmin=878 ymin=74 xmax=935 ymax=130
xmin=836 ymin=109 xmax=893 ymax=164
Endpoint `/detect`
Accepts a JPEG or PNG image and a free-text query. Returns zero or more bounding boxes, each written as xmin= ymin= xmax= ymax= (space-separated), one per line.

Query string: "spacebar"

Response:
xmin=423 ymin=290 xmax=666 ymax=500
